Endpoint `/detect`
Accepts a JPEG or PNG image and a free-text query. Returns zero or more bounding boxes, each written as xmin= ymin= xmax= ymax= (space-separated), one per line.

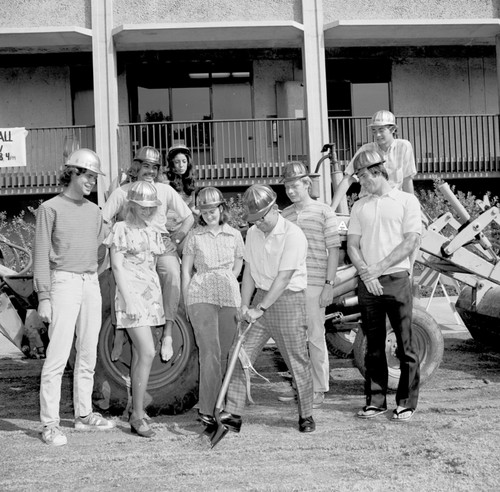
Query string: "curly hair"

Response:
xmin=166 ymin=149 xmax=196 ymax=196
xmin=59 ymin=166 xmax=85 ymax=186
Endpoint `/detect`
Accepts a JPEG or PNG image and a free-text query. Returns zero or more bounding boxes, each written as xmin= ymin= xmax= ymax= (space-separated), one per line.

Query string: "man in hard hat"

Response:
xmin=347 ymin=149 xmax=421 ymax=422
xmin=221 ymin=184 xmax=315 ymax=434
xmin=281 ymin=162 xmax=340 ymax=408
xmin=34 ymin=148 xmax=116 ymax=446
xmin=331 ymin=110 xmax=416 ymax=212
xmin=103 ymin=146 xmax=194 ymax=362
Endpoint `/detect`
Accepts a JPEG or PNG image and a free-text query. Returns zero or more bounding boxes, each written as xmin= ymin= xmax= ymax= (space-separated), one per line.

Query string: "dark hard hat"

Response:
xmin=197 ymin=187 xmax=225 ymax=210
xmin=167 ymin=145 xmax=192 ymax=161
xmin=281 ymin=161 xmax=310 ymax=183
xmin=134 ymin=146 xmax=162 ymax=166
xmin=243 ymin=184 xmax=277 ymax=222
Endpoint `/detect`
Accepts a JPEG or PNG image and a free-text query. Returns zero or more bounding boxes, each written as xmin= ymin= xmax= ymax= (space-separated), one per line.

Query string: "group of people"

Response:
xmin=34 ymin=108 xmax=422 ymax=447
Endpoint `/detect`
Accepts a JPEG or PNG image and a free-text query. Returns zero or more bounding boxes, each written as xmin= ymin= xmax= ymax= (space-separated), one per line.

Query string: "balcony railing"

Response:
xmin=1 ymin=115 xmax=498 ymax=195
xmin=0 ymin=125 xmax=95 ymax=195
xmin=329 ymin=115 xmax=500 ymax=179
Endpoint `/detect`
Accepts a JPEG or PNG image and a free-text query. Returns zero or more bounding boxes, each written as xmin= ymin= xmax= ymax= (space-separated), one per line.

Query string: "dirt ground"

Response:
xmin=1 ymin=329 xmax=500 ymax=492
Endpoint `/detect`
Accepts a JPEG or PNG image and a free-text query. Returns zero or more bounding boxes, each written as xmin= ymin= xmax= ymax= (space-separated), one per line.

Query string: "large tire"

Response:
xmin=93 ymin=312 xmax=199 ymax=415
xmin=352 ymin=305 xmax=444 ymax=390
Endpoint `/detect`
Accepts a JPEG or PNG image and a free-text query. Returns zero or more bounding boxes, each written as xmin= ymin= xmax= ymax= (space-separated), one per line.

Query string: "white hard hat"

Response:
xmin=368 ymin=110 xmax=396 ymax=128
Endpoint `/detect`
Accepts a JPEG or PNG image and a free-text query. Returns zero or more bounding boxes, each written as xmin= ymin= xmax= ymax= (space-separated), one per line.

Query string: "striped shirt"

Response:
xmin=33 ymin=193 xmax=104 ymax=301
xmin=345 ymin=139 xmax=416 ymax=197
xmin=282 ymin=201 xmax=341 ymax=287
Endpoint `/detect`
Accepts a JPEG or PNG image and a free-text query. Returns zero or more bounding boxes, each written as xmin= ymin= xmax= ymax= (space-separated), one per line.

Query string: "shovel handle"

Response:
xmin=214 ymin=321 xmax=254 ymax=412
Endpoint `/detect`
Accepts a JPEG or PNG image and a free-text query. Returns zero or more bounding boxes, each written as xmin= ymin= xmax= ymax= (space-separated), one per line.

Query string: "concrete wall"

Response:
xmin=393 ymin=56 xmax=498 ymax=115
xmin=0 ymin=0 xmax=90 ymax=28
xmin=0 ymin=66 xmax=71 ymax=127
xmin=323 ymin=0 xmax=499 ymax=21
xmin=113 ymin=0 xmax=301 ymax=25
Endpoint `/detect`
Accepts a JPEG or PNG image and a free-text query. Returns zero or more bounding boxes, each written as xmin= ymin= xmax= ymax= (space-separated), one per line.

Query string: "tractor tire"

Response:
xmin=352 ymin=305 xmax=444 ymax=390
xmin=92 ymin=311 xmax=199 ymax=416
xmin=325 ymin=329 xmax=356 ymax=359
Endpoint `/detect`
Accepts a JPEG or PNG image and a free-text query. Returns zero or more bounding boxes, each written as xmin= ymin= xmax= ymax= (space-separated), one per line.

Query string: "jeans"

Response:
xmin=358 ymin=272 xmax=420 ymax=410
xmin=188 ymin=303 xmax=238 ymax=416
xmin=40 ymin=271 xmax=102 ymax=427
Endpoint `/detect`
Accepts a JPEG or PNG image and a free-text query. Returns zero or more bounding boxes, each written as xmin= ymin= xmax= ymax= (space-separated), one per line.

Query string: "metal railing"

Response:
xmin=328 ymin=114 xmax=500 ymax=178
xmin=0 ymin=125 xmax=95 ymax=195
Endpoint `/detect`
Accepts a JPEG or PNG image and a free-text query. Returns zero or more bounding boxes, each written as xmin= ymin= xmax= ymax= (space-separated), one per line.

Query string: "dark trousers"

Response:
xmin=358 ymin=272 xmax=420 ymax=410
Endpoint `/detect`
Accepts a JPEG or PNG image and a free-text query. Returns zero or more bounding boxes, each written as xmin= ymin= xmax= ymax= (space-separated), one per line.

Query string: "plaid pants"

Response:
xmin=225 ymin=289 xmax=313 ymax=418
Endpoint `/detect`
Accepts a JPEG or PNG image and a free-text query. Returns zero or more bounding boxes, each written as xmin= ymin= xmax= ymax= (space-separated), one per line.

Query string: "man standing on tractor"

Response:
xmin=220 ymin=184 xmax=315 ymax=434
xmin=331 ymin=110 xmax=416 ymax=212
xmin=34 ymin=149 xmax=116 ymax=446
xmin=103 ymin=146 xmax=194 ymax=362
xmin=347 ymin=149 xmax=422 ymax=422
xmin=281 ymin=162 xmax=341 ymax=408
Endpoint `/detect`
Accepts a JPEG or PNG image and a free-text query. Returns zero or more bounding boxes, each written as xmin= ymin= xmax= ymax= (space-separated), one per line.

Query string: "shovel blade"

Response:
xmin=210 ymin=423 xmax=229 ymax=448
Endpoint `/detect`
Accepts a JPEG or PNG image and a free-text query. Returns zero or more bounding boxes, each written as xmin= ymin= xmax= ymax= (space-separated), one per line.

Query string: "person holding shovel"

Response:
xmin=220 ymin=184 xmax=315 ymax=434
xmin=281 ymin=162 xmax=341 ymax=408
xmin=181 ymin=187 xmax=244 ymax=429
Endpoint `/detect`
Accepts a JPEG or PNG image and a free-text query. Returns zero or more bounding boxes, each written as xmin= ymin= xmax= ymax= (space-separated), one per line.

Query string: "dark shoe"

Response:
xmin=299 ymin=416 xmax=316 ymax=433
xmin=219 ymin=412 xmax=242 ymax=433
xmin=130 ymin=418 xmax=155 ymax=438
xmin=198 ymin=413 xmax=216 ymax=427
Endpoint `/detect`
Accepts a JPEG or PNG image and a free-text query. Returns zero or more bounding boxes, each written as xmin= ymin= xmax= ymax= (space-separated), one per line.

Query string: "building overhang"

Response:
xmin=113 ymin=21 xmax=304 ymax=50
xmin=0 ymin=27 xmax=92 ymax=53
xmin=324 ymin=19 xmax=500 ymax=47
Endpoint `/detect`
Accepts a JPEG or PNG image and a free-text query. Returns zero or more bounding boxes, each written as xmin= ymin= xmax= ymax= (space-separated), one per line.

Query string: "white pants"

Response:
xmin=40 ymin=271 xmax=102 ymax=427
xmin=306 ymin=285 xmax=329 ymax=393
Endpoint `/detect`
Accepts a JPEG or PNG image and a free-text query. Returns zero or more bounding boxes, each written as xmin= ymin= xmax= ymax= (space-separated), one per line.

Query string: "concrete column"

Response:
xmin=496 ymin=35 xmax=500 ymax=114
xmin=91 ymin=0 xmax=119 ymax=206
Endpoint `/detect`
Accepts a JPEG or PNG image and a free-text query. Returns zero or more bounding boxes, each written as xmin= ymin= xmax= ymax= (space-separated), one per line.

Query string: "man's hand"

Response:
xmin=37 ymin=299 xmax=52 ymax=324
xmin=319 ymin=284 xmax=334 ymax=308
xmin=244 ymin=308 xmax=264 ymax=324
xmin=364 ymin=278 xmax=384 ymax=296
xmin=359 ymin=264 xmax=384 ymax=283
xmin=237 ymin=305 xmax=249 ymax=322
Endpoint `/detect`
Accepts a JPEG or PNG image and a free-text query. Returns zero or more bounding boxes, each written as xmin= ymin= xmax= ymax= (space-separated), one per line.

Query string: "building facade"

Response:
xmin=1 ymin=0 xmax=499 ymax=204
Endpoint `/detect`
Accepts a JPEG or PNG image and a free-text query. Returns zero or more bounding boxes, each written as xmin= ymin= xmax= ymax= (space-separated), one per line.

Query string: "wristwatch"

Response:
xmin=325 ymin=279 xmax=335 ymax=286
xmin=256 ymin=303 xmax=268 ymax=313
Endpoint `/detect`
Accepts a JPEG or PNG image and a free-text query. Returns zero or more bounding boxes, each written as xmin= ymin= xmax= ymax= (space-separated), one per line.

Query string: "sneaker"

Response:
xmin=75 ymin=412 xmax=116 ymax=431
xmin=277 ymin=388 xmax=297 ymax=402
xmin=313 ymin=392 xmax=325 ymax=408
xmin=41 ymin=426 xmax=67 ymax=446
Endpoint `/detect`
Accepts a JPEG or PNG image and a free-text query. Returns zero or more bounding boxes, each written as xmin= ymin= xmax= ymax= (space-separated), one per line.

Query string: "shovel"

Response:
xmin=207 ymin=320 xmax=255 ymax=448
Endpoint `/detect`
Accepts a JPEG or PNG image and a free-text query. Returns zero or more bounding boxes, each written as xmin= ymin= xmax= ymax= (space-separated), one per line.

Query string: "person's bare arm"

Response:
xmin=331 ymin=175 xmax=355 ymax=212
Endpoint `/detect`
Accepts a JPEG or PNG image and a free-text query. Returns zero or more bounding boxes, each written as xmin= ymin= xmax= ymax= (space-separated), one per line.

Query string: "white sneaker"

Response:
xmin=277 ymin=388 xmax=297 ymax=402
xmin=74 ymin=412 xmax=116 ymax=431
xmin=42 ymin=426 xmax=67 ymax=446
xmin=313 ymin=392 xmax=325 ymax=408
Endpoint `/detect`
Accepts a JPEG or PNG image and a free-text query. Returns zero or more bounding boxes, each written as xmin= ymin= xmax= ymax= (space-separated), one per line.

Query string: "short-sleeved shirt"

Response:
xmin=245 ymin=214 xmax=308 ymax=292
xmin=345 ymin=139 xmax=416 ymax=198
xmin=282 ymin=201 xmax=341 ymax=287
xmin=184 ymin=223 xmax=244 ymax=307
xmin=348 ymin=188 xmax=422 ymax=274
xmin=102 ymin=181 xmax=191 ymax=234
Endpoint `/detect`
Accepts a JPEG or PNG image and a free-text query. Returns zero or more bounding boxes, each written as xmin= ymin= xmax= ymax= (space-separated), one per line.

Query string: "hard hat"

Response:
xmin=352 ymin=149 xmax=385 ymax=174
xmin=242 ymin=184 xmax=277 ymax=222
xmin=167 ymin=145 xmax=192 ymax=161
xmin=197 ymin=187 xmax=225 ymax=210
xmin=65 ymin=148 xmax=105 ymax=176
xmin=133 ymin=146 xmax=162 ymax=166
xmin=368 ymin=110 xmax=397 ymax=128
xmin=281 ymin=161 xmax=310 ymax=183
xmin=127 ymin=181 xmax=161 ymax=207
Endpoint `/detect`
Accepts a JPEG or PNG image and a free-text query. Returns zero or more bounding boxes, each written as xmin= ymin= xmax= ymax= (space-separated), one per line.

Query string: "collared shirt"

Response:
xmin=184 ymin=223 xmax=244 ymax=307
xmin=345 ymin=139 xmax=416 ymax=198
xmin=245 ymin=214 xmax=308 ymax=291
xmin=102 ymin=182 xmax=191 ymax=234
xmin=348 ymin=188 xmax=421 ymax=274
xmin=282 ymin=201 xmax=341 ymax=287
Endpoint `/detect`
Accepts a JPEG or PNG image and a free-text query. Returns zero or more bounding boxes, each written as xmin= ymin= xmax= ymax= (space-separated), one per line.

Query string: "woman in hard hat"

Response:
xmin=104 ymin=181 xmax=166 ymax=438
xmin=165 ymin=145 xmax=198 ymax=253
xmin=181 ymin=187 xmax=244 ymax=428
xmin=331 ymin=110 xmax=417 ymax=212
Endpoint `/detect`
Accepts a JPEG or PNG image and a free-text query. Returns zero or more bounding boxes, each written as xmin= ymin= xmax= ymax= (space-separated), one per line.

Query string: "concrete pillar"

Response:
xmin=496 ymin=35 xmax=500 ymax=114
xmin=91 ymin=0 xmax=119 ymax=206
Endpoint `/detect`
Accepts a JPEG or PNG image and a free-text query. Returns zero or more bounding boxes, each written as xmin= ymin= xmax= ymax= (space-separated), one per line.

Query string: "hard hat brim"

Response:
xmin=198 ymin=201 xmax=224 ymax=211
xmin=66 ymin=163 xmax=106 ymax=176
xmin=280 ymin=173 xmax=310 ymax=183
xmin=129 ymin=198 xmax=162 ymax=207
xmin=244 ymin=197 xmax=276 ymax=222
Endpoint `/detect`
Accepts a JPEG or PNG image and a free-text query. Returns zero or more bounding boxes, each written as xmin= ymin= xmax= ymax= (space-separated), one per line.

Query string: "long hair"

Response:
xmin=59 ymin=166 xmax=85 ymax=187
xmin=166 ymin=150 xmax=196 ymax=196
xmin=124 ymin=201 xmax=158 ymax=226
xmin=198 ymin=203 xmax=230 ymax=227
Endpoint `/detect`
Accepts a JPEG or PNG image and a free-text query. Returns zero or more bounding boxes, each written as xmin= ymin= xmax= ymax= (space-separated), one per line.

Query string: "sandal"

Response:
xmin=357 ymin=405 xmax=387 ymax=419
xmin=391 ymin=408 xmax=415 ymax=422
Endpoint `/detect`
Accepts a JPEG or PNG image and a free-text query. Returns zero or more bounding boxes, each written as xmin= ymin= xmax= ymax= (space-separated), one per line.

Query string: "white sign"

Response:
xmin=0 ymin=127 xmax=28 ymax=168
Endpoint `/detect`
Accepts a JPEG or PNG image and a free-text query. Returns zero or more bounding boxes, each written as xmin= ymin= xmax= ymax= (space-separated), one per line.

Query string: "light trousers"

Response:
xmin=40 ymin=271 xmax=102 ymax=427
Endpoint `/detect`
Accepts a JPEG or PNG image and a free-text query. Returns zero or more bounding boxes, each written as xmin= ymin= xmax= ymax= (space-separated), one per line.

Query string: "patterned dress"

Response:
xmin=104 ymin=221 xmax=165 ymax=329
